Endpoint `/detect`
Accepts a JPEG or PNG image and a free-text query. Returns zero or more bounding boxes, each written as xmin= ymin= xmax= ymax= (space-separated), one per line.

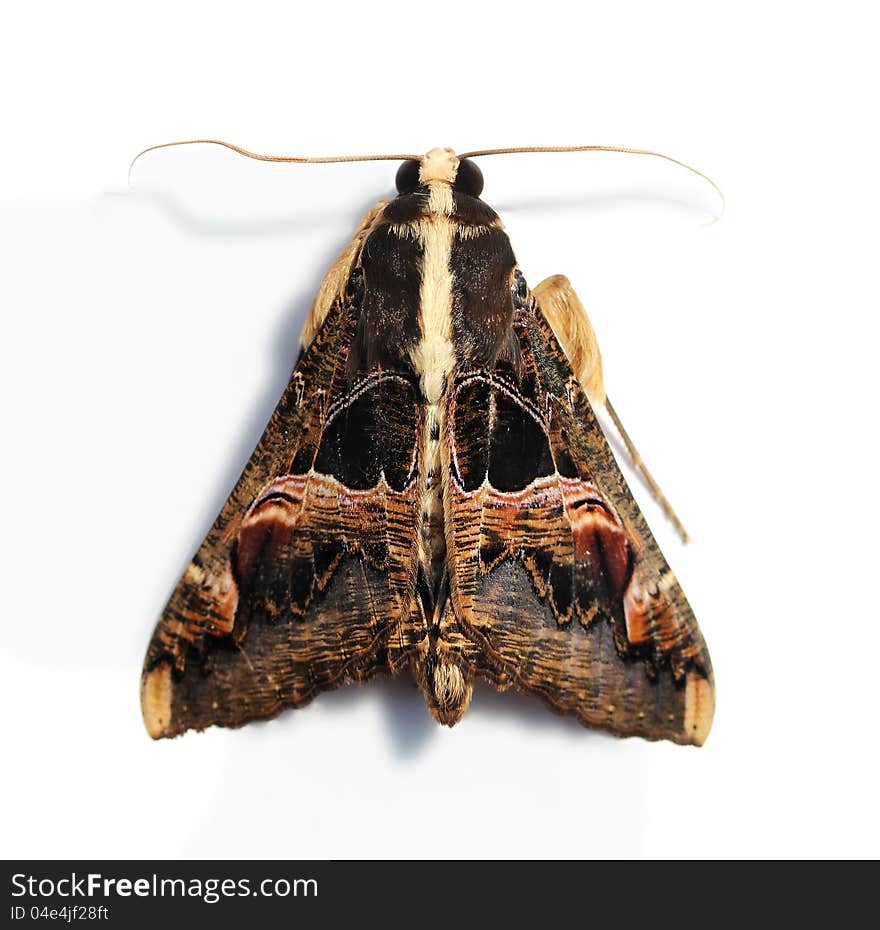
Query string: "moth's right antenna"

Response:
xmin=459 ymin=144 xmax=724 ymax=222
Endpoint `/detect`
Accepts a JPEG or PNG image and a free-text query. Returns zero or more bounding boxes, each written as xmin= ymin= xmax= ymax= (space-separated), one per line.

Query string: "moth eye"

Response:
xmin=395 ymin=160 xmax=421 ymax=195
xmin=453 ymin=158 xmax=484 ymax=198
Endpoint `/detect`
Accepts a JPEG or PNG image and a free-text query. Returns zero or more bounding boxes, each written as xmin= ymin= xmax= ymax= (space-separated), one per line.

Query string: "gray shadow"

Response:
xmin=374 ymin=676 xmax=438 ymax=758
xmin=114 ymin=186 xmax=394 ymax=239
xmin=493 ymin=186 xmax=720 ymax=222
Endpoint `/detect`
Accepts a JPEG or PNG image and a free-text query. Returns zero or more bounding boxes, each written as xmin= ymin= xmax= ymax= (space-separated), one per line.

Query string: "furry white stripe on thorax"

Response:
xmin=409 ymin=178 xmax=456 ymax=576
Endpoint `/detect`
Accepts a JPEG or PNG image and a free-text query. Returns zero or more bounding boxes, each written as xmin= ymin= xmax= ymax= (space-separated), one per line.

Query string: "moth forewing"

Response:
xmin=141 ymin=146 xmax=714 ymax=745
xmin=301 ymin=199 xmax=389 ymax=350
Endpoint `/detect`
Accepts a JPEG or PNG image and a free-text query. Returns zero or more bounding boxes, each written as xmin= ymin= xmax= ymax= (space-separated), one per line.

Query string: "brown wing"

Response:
xmin=443 ymin=272 xmax=714 ymax=745
xmin=141 ymin=278 xmax=425 ymax=738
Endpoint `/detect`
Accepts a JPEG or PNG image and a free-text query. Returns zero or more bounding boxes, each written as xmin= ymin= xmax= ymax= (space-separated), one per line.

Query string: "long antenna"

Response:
xmin=128 ymin=138 xmax=421 ymax=187
xmin=459 ymin=143 xmax=724 ymax=215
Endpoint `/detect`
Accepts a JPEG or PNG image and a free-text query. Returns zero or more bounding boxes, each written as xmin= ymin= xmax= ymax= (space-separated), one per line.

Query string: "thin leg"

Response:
xmin=533 ymin=274 xmax=606 ymax=406
xmin=604 ymin=396 xmax=690 ymax=544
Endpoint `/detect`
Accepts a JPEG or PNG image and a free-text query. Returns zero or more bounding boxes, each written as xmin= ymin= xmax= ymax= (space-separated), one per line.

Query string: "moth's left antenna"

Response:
xmin=128 ymin=138 xmax=421 ymax=187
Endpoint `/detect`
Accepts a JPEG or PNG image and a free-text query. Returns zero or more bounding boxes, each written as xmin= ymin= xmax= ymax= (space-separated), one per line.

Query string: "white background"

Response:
xmin=2 ymin=2 xmax=877 ymax=859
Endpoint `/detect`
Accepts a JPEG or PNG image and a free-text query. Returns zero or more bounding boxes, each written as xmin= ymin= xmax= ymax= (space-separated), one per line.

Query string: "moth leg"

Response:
xmin=533 ymin=274 xmax=690 ymax=543
xmin=300 ymin=199 xmax=390 ymax=349
xmin=533 ymin=274 xmax=606 ymax=407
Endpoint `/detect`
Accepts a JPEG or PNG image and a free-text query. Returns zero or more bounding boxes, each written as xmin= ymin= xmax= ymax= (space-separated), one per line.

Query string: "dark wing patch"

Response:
xmin=487 ymin=382 xmax=555 ymax=491
xmin=313 ymin=374 xmax=418 ymax=491
xmin=450 ymin=374 xmax=555 ymax=492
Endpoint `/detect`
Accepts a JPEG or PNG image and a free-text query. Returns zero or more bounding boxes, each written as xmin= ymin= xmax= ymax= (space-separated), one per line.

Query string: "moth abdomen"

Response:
xmin=414 ymin=640 xmax=474 ymax=728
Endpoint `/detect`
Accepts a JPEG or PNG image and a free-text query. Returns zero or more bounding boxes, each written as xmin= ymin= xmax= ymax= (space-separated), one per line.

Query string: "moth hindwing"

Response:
xmin=141 ymin=146 xmax=714 ymax=745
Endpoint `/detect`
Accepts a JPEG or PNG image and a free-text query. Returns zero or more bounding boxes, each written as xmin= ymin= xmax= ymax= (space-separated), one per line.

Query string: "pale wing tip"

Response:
xmin=141 ymin=664 xmax=173 ymax=740
xmin=683 ymin=672 xmax=715 ymax=746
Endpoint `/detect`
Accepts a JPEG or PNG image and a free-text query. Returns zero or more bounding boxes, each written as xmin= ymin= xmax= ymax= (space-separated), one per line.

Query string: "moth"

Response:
xmin=140 ymin=144 xmax=715 ymax=745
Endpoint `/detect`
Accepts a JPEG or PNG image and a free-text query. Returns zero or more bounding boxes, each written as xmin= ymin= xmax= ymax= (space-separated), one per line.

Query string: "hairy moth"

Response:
xmin=141 ymin=146 xmax=715 ymax=745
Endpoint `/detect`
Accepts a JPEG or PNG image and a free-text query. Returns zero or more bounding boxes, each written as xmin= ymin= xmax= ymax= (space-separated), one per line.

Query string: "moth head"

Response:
xmin=395 ymin=148 xmax=484 ymax=198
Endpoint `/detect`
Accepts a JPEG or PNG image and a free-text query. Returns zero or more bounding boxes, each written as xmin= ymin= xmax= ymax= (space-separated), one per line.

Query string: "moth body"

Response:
xmin=141 ymin=147 xmax=715 ymax=745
